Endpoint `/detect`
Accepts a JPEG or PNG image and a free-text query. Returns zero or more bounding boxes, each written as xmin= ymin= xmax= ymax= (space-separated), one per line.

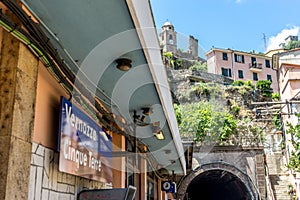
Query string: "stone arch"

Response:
xmin=176 ymin=161 xmax=260 ymax=200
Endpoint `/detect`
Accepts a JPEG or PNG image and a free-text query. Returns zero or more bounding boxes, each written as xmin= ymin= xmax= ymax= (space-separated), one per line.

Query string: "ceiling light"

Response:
xmin=116 ymin=58 xmax=132 ymax=71
xmin=170 ymin=160 xmax=176 ymax=164
xmin=140 ymin=115 xmax=146 ymax=123
xmin=142 ymin=107 xmax=153 ymax=116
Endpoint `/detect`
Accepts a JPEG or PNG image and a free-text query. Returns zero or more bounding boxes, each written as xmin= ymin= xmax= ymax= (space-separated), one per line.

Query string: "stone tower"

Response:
xmin=159 ymin=21 xmax=177 ymax=53
xmin=189 ymin=35 xmax=198 ymax=59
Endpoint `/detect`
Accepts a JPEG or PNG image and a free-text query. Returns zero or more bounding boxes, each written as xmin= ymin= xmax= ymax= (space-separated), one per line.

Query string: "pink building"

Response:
xmin=276 ymin=49 xmax=300 ymax=100
xmin=206 ymin=48 xmax=278 ymax=92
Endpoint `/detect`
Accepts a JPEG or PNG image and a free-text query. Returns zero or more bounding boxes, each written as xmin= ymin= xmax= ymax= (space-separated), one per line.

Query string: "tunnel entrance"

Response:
xmin=185 ymin=170 xmax=252 ymax=200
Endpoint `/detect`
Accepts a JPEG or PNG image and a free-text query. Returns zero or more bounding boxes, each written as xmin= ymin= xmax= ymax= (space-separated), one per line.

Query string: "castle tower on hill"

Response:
xmin=159 ymin=21 xmax=178 ymax=53
xmin=159 ymin=21 xmax=199 ymax=60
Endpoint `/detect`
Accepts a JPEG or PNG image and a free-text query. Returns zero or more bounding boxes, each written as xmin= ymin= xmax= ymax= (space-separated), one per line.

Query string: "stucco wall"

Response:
xmin=207 ymin=49 xmax=278 ymax=92
xmin=33 ymin=64 xmax=69 ymax=149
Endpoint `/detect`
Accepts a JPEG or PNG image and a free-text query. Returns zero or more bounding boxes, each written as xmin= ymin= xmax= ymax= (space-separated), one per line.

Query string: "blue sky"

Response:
xmin=150 ymin=0 xmax=300 ymax=56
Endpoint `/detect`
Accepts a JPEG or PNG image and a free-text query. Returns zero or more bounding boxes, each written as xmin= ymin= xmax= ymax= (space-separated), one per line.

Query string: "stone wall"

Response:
xmin=193 ymin=146 xmax=265 ymax=195
xmin=177 ymin=146 xmax=265 ymax=199
xmin=28 ymin=142 xmax=109 ymax=200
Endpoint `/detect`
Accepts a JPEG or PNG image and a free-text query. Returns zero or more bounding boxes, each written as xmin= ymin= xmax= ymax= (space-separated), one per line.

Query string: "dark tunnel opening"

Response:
xmin=185 ymin=170 xmax=252 ymax=200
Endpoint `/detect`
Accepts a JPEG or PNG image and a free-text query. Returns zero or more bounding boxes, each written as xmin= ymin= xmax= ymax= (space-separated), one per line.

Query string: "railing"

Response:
xmin=249 ymin=62 xmax=263 ymax=70
xmin=265 ymin=164 xmax=276 ymax=200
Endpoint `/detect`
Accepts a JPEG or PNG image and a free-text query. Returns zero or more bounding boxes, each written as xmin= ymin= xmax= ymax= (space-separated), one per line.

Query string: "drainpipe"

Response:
xmin=231 ymin=50 xmax=235 ymax=80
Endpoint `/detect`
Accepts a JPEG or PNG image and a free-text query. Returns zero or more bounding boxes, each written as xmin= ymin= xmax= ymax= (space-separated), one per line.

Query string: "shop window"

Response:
xmin=222 ymin=52 xmax=228 ymax=60
xmin=238 ymin=70 xmax=244 ymax=78
xmin=253 ymin=72 xmax=258 ymax=81
xmin=221 ymin=67 xmax=232 ymax=77
xmin=146 ymin=178 xmax=155 ymax=200
xmin=126 ymin=140 xmax=138 ymax=187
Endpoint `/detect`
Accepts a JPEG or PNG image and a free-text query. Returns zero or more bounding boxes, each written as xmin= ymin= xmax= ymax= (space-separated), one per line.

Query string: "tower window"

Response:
xmin=169 ymin=35 xmax=173 ymax=44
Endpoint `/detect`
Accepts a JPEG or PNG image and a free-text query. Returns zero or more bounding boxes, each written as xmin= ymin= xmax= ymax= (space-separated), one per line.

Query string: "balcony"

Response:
xmin=249 ymin=62 xmax=262 ymax=72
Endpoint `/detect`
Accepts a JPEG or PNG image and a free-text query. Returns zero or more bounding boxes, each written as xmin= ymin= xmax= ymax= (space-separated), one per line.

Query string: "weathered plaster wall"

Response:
xmin=0 ymin=28 xmax=38 ymax=199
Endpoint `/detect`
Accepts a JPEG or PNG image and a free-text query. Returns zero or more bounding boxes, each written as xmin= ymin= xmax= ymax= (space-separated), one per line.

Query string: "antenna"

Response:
xmin=263 ymin=33 xmax=267 ymax=51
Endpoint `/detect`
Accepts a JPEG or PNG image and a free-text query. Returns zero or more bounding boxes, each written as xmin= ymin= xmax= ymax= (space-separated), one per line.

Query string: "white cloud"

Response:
xmin=266 ymin=26 xmax=299 ymax=52
xmin=235 ymin=0 xmax=246 ymax=4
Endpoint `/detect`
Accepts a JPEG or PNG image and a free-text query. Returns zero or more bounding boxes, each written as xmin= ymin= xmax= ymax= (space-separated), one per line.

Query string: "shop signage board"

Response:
xmin=58 ymin=96 xmax=112 ymax=183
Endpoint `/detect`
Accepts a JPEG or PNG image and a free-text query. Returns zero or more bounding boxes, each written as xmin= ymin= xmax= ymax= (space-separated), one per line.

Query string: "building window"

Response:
xmin=221 ymin=67 xmax=232 ymax=77
xmin=253 ymin=72 xmax=258 ymax=81
xmin=251 ymin=57 xmax=256 ymax=65
xmin=267 ymin=74 xmax=272 ymax=82
xmin=234 ymin=54 xmax=244 ymax=63
xmin=238 ymin=70 xmax=244 ymax=78
xmin=265 ymin=60 xmax=271 ymax=68
xmin=222 ymin=52 xmax=228 ymax=60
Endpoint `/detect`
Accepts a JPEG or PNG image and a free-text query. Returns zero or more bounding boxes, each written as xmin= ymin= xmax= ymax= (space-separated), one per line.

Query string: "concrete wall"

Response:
xmin=0 ymin=26 xmax=38 ymax=200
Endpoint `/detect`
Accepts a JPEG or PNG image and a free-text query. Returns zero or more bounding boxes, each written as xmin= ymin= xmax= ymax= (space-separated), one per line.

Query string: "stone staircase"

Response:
xmin=266 ymin=152 xmax=291 ymax=200
xmin=269 ymin=174 xmax=291 ymax=200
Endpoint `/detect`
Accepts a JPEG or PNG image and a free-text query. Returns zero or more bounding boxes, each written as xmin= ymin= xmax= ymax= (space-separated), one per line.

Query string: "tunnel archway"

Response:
xmin=176 ymin=162 xmax=260 ymax=200
xmin=186 ymin=169 xmax=251 ymax=200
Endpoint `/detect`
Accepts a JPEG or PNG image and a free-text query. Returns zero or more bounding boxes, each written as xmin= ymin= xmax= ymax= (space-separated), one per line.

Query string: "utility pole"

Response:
xmin=263 ymin=33 xmax=267 ymax=52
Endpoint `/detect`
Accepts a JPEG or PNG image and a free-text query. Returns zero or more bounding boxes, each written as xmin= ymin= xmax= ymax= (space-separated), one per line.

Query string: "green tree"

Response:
xmin=283 ymin=40 xmax=300 ymax=50
xmin=177 ymin=102 xmax=237 ymax=142
xmin=189 ymin=61 xmax=207 ymax=71
xmin=173 ymin=103 xmax=182 ymax=125
xmin=286 ymin=123 xmax=300 ymax=171
xmin=256 ymin=80 xmax=272 ymax=97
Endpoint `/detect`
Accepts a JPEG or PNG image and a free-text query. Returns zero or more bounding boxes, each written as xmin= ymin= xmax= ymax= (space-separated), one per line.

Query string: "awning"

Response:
xmin=20 ymin=0 xmax=186 ymax=175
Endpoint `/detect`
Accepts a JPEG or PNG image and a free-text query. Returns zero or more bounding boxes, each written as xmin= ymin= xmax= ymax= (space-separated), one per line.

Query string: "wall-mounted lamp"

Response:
xmin=154 ymin=130 xmax=165 ymax=140
xmin=151 ymin=122 xmax=165 ymax=140
xmin=116 ymin=58 xmax=132 ymax=71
